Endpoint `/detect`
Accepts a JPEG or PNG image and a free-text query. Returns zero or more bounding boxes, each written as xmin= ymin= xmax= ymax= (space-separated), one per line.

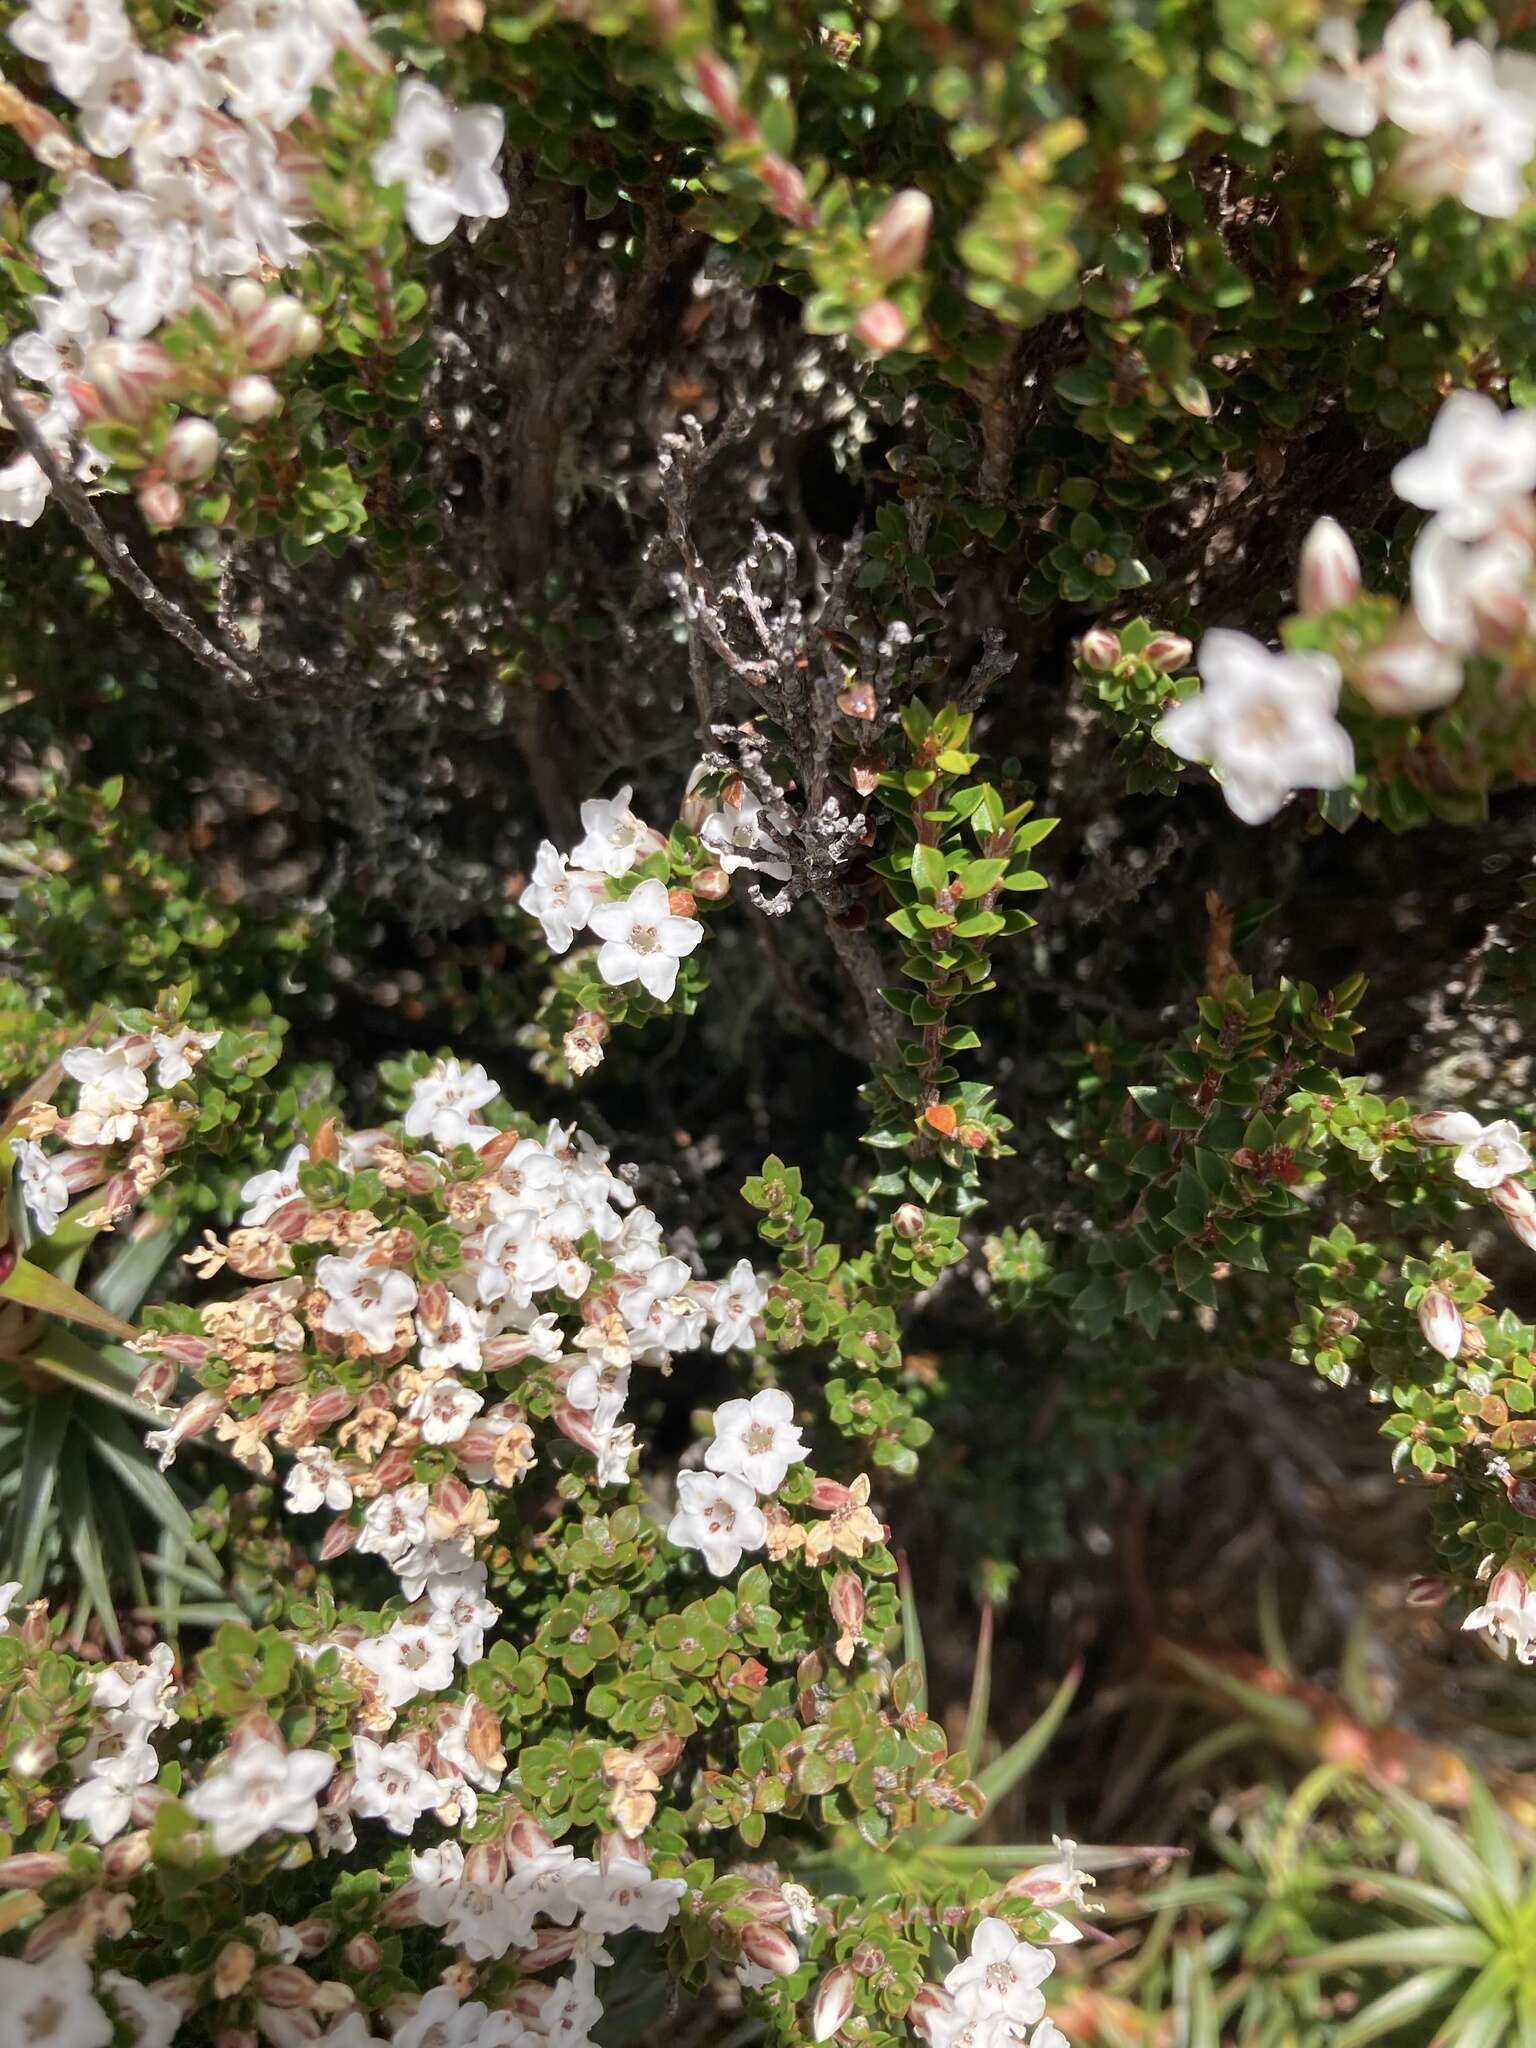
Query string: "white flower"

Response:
xmin=709 ymin=1258 xmax=767 ymax=1353
xmin=100 ymin=1972 xmax=182 ymax=2048
xmin=572 ymin=783 xmax=650 ymax=877
xmin=565 ymin=1357 xmax=630 ymax=1433
xmin=221 ymin=5 xmax=336 ymax=128
xmin=76 ymin=46 xmax=183 ymax=157
xmin=705 ymin=1387 xmax=808 ymax=1495
xmin=1464 ymin=1560 xmax=1536 ymax=1662
xmin=522 ymin=841 xmax=599 ymax=953
xmin=1410 ymin=515 xmax=1533 ymax=653
xmin=149 ymin=1024 xmax=220 ymax=1087
xmin=319 ymin=2016 xmax=389 ymax=2048
xmin=943 ymin=1918 xmax=1055 ymax=2027
xmin=690 ymin=770 xmax=794 ymax=881
xmin=568 ymin=1851 xmax=687 ymax=1934
xmin=1352 ymin=622 xmax=1466 ymax=717
xmin=239 ymin=1142 xmax=310 ymax=1226
xmin=61 ymin=1728 xmax=158 ymax=1843
xmin=1156 ymin=630 xmax=1352 ymax=824
xmin=592 ymin=1421 xmax=637 ymax=1487
xmin=371 ymin=77 xmax=509 ymax=244
xmin=11 ymin=295 xmax=108 ymax=397
xmin=31 ymin=175 xmax=153 ymax=305
xmin=1428 ymin=1113 xmax=1533 ymax=1188
xmin=1296 ymin=17 xmax=1380 ymax=137
xmin=284 ymin=1445 xmax=354 ymax=1516
xmin=436 ymin=1699 xmax=503 ymax=1791
xmin=408 ymin=1373 xmax=485 ymax=1446
xmin=9 ymin=0 xmax=131 ymax=102
xmin=0 ymin=1581 xmax=20 ymax=1632
xmin=349 ymin=1735 xmax=450 ymax=1833
xmin=0 ymin=1956 xmax=112 ymax=2048
xmin=404 ymin=1058 xmax=500 ymax=1150
xmin=184 ymin=1736 xmax=333 ymax=1855
xmin=667 ymin=1469 xmax=768 ymax=1576
xmin=15 ymin=1138 xmax=70 ymax=1234
xmin=533 ymin=1960 xmax=605 ymax=2048
xmin=1392 ymin=391 xmax=1536 ymax=541
xmin=0 ymin=448 xmax=52 ymax=527
xmin=1378 ymin=0 xmax=1458 ymax=132
xmin=426 ymin=1565 xmax=499 ymax=1664
xmin=61 ymin=1038 xmax=149 ymax=1137
xmin=1393 ymin=44 xmax=1536 ymax=218
xmin=93 ymin=1643 xmax=178 ymax=1732
xmin=315 ymin=1250 xmax=418 ymax=1353
xmin=392 ymin=1986 xmax=486 ymax=2048
xmin=354 ymin=1616 xmax=459 ymax=1709
xmin=356 ymin=1483 xmax=429 ymax=1565
xmin=420 ymin=1292 xmax=486 ymax=1376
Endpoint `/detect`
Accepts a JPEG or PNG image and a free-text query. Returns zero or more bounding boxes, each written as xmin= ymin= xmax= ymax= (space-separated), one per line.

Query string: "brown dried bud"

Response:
xmin=100 ymin=1832 xmax=152 ymax=1882
xmin=632 ymin=1731 xmax=684 ymax=1777
xmin=213 ymin=1941 xmax=257 ymax=1999
xmin=133 ymin=1357 xmax=179 ymax=1409
xmin=667 ymin=886 xmax=698 ymax=918
xmin=829 ymin=1572 xmax=865 ymax=1634
xmin=691 ymin=865 xmax=731 ymax=902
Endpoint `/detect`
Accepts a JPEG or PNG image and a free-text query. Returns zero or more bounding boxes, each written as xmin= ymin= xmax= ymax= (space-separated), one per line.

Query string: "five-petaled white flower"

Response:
xmin=349 ymin=1735 xmax=451 ymax=1834
xmin=667 ymin=1469 xmax=768 ymax=1576
xmin=708 ymin=1257 xmax=767 ymax=1353
xmin=1392 ymin=390 xmax=1536 ymax=542
xmin=149 ymin=1023 xmax=220 ymax=1086
xmin=371 ymin=77 xmax=509 ymax=245
xmin=239 ymin=1141 xmax=310 ymax=1227
xmin=588 ymin=878 xmax=703 ymax=1001
xmin=403 ymin=1057 xmax=500 ymax=1150
xmin=521 ymin=840 xmax=599 ymax=953
xmin=1426 ymin=1112 xmax=1533 ymax=1189
xmin=315 ymin=1249 xmax=418 ymax=1353
xmin=284 ymin=1444 xmax=354 ymax=1515
xmin=705 ymin=1387 xmax=808 ymax=1496
xmin=568 ymin=1850 xmax=687 ymax=1934
xmin=0 ymin=1955 xmax=113 ymax=2048
xmin=408 ymin=1373 xmax=485 ymax=1445
xmin=1156 ymin=629 xmax=1353 ymax=825
xmin=943 ymin=1917 xmax=1055 ymax=2028
xmin=572 ymin=783 xmax=650 ymax=878
xmin=14 ymin=1138 xmax=70 ymax=1235
xmin=184 ymin=1735 xmax=334 ymax=1855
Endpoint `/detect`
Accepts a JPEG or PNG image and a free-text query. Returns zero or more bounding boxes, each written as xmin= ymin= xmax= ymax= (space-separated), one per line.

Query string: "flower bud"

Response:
xmin=867 ymin=190 xmax=932 ymax=282
xmin=693 ymin=52 xmax=742 ymax=127
xmin=101 ymin=1831 xmax=152 ymax=1881
xmin=667 ymin=886 xmax=698 ymax=918
xmin=133 ymin=1357 xmax=179 ymax=1410
xmin=1142 ymin=630 xmax=1194 ymax=673
xmin=1353 ymin=627 xmax=1463 ymax=716
xmin=735 ymin=1886 xmax=794 ymax=1922
xmin=238 ymin=293 xmax=306 ymax=369
xmin=1077 ymin=626 xmax=1120 ymax=672
xmin=9 ymin=1734 xmax=55 ymax=1780
xmin=829 ymin=1571 xmax=865 ymax=1634
xmin=253 ymin=1965 xmax=316 ymax=2008
xmin=227 ymin=375 xmax=281 ymax=424
xmin=812 ymin=1963 xmax=857 ymax=2042
xmin=808 ymin=1477 xmax=853 ymax=1511
xmin=342 ymin=1933 xmax=381 ymax=1973
xmin=1493 ymin=1177 xmax=1536 ymax=1253
xmin=367 ymin=1447 xmax=415 ymax=1492
xmin=553 ymin=1401 xmax=601 ymax=1453
xmin=633 ymin=1731 xmax=684 ymax=1776
xmin=1406 ymin=1575 xmax=1450 ymax=1608
xmin=852 ymin=299 xmax=908 ymax=354
xmin=1417 ymin=1285 xmax=1464 ymax=1361
xmin=288 ymin=1921 xmax=332 ymax=1959
xmin=214 ymin=2032 xmax=258 ymax=2048
xmin=1297 ymin=516 xmax=1362 ymax=615
xmin=1410 ymin=1110 xmax=1478 ymax=1143
xmin=319 ymin=1516 xmax=359 ymax=1560
xmin=909 ymin=1986 xmax=955 ymax=2045
xmin=0 ymin=1851 xmax=68 ymax=1888
xmin=506 ymin=1815 xmax=556 ymax=1866
xmin=739 ymin=1920 xmax=801 ymax=1977
xmin=290 ymin=313 xmax=324 ymax=360
xmin=162 ymin=416 xmax=221 ymax=481
xmin=226 ymin=277 xmax=267 ymax=322
xmin=213 ymin=1941 xmax=257 ymax=1999
xmin=85 ymin=339 xmax=176 ymax=422
xmin=891 ymin=1203 xmax=925 ymax=1241
xmin=305 ymin=1385 xmax=355 ymax=1430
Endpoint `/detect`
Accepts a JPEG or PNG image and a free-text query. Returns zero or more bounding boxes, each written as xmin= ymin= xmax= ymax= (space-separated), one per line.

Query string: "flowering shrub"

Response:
xmin=12 ymin=0 xmax=1536 ymax=2042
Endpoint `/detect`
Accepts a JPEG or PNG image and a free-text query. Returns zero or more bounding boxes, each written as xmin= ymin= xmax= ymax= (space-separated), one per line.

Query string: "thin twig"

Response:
xmin=0 ymin=357 xmax=256 ymax=693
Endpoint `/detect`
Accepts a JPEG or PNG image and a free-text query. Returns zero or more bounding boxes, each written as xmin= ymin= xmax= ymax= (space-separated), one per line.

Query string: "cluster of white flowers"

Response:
xmin=520 ymin=785 xmax=705 ymax=1015
xmin=0 ymin=1953 xmax=183 ymax=2048
xmin=2 ymin=0 xmax=506 ymax=526
xmin=910 ymin=1917 xmax=1068 ymax=2048
xmin=1160 ymin=387 xmax=1536 ymax=820
xmin=1299 ymin=0 xmax=1536 ymax=217
xmin=666 ymin=1381 xmax=803 ymax=1575
xmin=12 ymin=1023 xmax=220 ymax=1233
xmin=58 ymin=1643 xmax=178 ymax=1845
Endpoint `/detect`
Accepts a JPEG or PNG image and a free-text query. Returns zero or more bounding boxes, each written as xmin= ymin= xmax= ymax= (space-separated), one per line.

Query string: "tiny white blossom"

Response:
xmin=9 ymin=0 xmax=131 ymax=102
xmin=705 ymin=1387 xmax=808 ymax=1495
xmin=0 ymin=1955 xmax=113 ymax=2048
xmin=349 ymin=1735 xmax=452 ymax=1833
xmin=403 ymin=1057 xmax=500 ymax=1150
xmin=61 ymin=1039 xmax=149 ymax=1139
xmin=568 ymin=1851 xmax=687 ymax=1934
xmin=149 ymin=1024 xmax=220 ymax=1087
xmin=588 ymin=878 xmax=704 ymax=1000
xmin=100 ymin=1972 xmax=182 ymax=2048
xmin=1296 ymin=16 xmax=1379 ymax=137
xmin=372 ymin=77 xmax=509 ymax=244
xmin=0 ymin=1581 xmax=20 ymax=1632
xmin=1411 ymin=516 xmax=1534 ymax=653
xmin=408 ymin=1373 xmax=485 ymax=1445
xmin=427 ymin=1563 xmax=500 ymax=1664
xmin=15 ymin=1138 xmax=70 ymax=1234
xmin=709 ymin=1258 xmax=767 ymax=1352
xmin=1156 ymin=630 xmax=1352 ymax=825
xmin=1392 ymin=390 xmax=1536 ymax=542
xmin=61 ymin=1728 xmax=158 ymax=1843
xmin=315 ymin=1249 xmax=418 ymax=1353
xmin=239 ymin=1142 xmax=310 ymax=1227
xmin=284 ymin=1445 xmax=354 ymax=1515
xmin=184 ymin=1736 xmax=334 ymax=1855
xmin=522 ymin=841 xmax=599 ymax=953
xmin=571 ymin=783 xmax=649 ymax=877
xmin=354 ymin=1615 xmax=459 ymax=1709
xmin=356 ymin=1483 xmax=429 ymax=1565
xmin=943 ymin=1918 xmax=1055 ymax=2027
xmin=1434 ymin=1113 xmax=1532 ymax=1189
xmin=667 ymin=1469 xmax=768 ymax=1576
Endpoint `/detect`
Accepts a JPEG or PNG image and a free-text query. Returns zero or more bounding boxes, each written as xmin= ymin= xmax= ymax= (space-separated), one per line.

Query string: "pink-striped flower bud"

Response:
xmin=853 ymin=299 xmax=908 ymax=354
xmin=1077 ymin=626 xmax=1121 ymax=672
xmin=1410 ymin=1110 xmax=1480 ymax=1143
xmin=252 ymin=1965 xmax=316 ymax=2008
xmin=101 ymin=1831 xmax=152 ymax=1881
xmin=214 ymin=2031 xmax=258 ymax=2048
xmin=829 ymin=1571 xmax=865 ymax=1636
xmin=133 ymin=1357 xmax=179 ymax=1410
xmin=367 ymin=1448 xmax=416 ymax=1492
xmin=319 ymin=1517 xmax=358 ymax=1560
xmin=553 ymin=1401 xmax=601 ymax=1453
xmin=693 ymin=52 xmax=742 ymax=126
xmin=147 ymin=1391 xmax=224 ymax=1466
xmin=256 ymin=1388 xmax=303 ymax=1434
xmin=908 ymin=1986 xmax=956 ymax=2046
xmin=1142 ymin=630 xmax=1194 ymax=673
xmin=145 ymin=1332 xmax=213 ymax=1369
xmin=305 ymin=1385 xmax=355 ymax=1430
xmin=734 ymin=1886 xmax=794 ymax=1923
xmin=808 ymin=1478 xmax=853 ymax=1511
xmin=227 ymin=375 xmax=280 ymax=424
xmin=1297 ymin=516 xmax=1362 ymax=615
xmin=288 ymin=1921 xmax=331 ymax=1958
xmin=1493 ymin=1176 xmax=1536 ymax=1253
xmin=739 ymin=1921 xmax=800 ymax=1978
xmin=463 ymin=1841 xmax=506 ymax=1888
xmin=238 ymin=292 xmax=306 ymax=369
xmin=162 ymin=416 xmax=221 ymax=481
xmin=867 ymin=189 xmax=932 ymax=282
xmin=519 ymin=1925 xmax=582 ymax=1969
xmin=254 ymin=2016 xmax=321 ymax=2045
xmin=1406 ymin=1574 xmax=1450 ymax=1608
xmin=342 ymin=1934 xmax=382 ymax=1973
xmin=85 ymin=339 xmax=176 ymax=422
xmin=0 ymin=1851 xmax=68 ymax=1888
xmin=812 ymin=1963 xmax=857 ymax=2042
xmin=1417 ymin=1285 xmax=1464 ymax=1360
xmin=505 ymin=1815 xmax=556 ymax=1866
